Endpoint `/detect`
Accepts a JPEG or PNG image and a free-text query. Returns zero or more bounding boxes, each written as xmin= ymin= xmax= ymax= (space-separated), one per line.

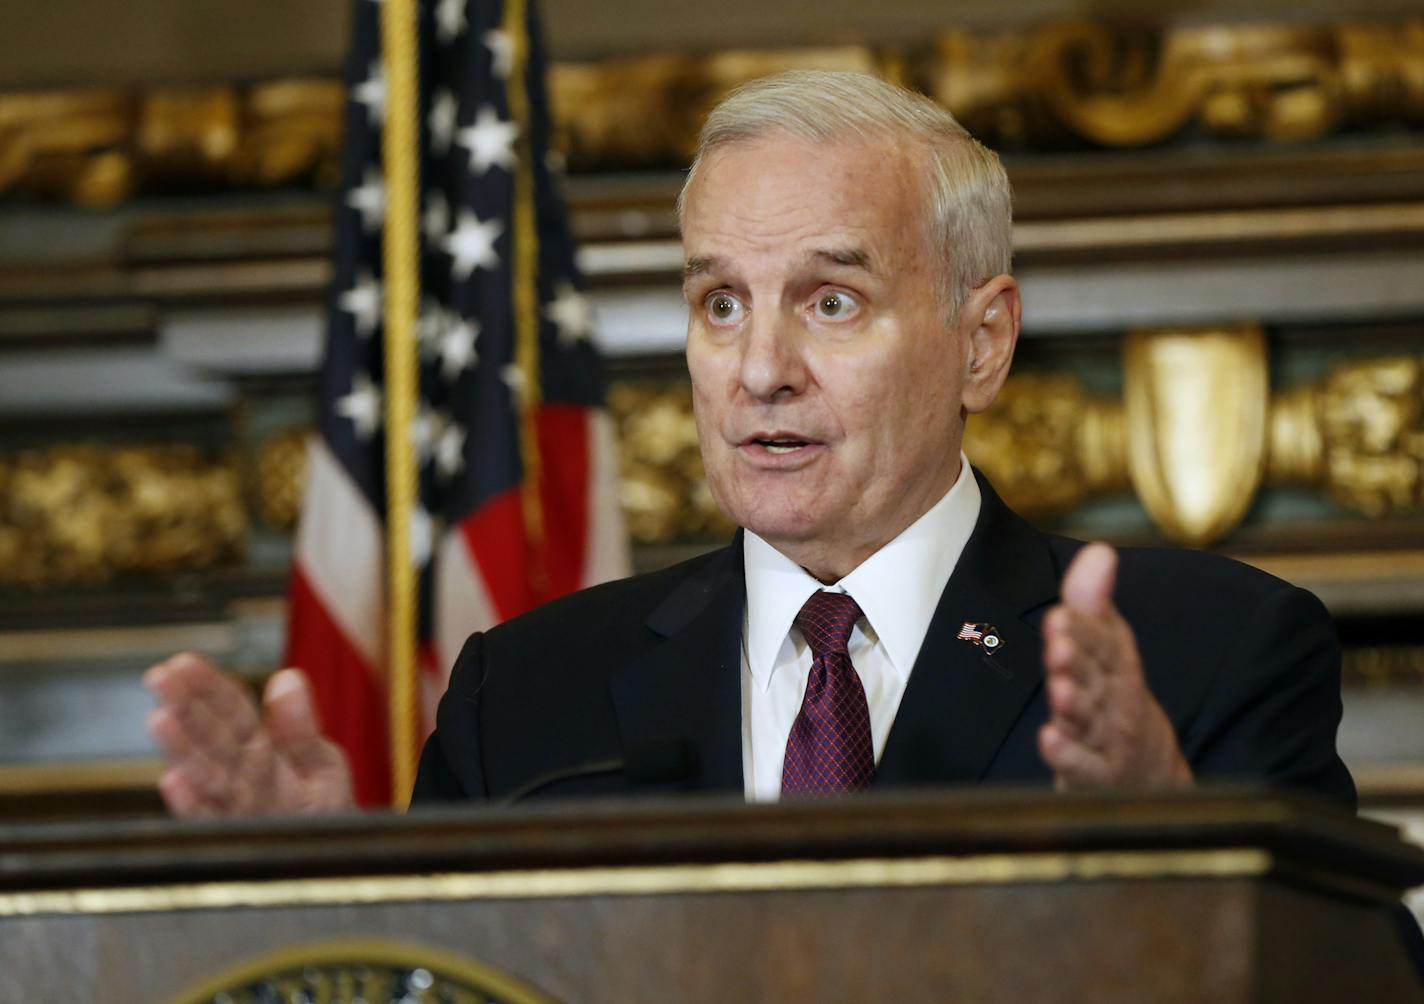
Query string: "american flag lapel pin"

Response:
xmin=957 ymin=621 xmax=1005 ymax=654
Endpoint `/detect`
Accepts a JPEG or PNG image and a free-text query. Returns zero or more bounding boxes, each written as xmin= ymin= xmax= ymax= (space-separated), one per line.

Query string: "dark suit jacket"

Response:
xmin=413 ymin=472 xmax=1356 ymax=806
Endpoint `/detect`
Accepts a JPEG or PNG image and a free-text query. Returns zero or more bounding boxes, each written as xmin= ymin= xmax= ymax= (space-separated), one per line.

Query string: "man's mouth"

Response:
xmin=755 ymin=437 xmax=810 ymax=455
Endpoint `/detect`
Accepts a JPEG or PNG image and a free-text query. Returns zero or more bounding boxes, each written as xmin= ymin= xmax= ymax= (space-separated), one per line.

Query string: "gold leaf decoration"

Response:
xmin=1316 ymin=356 xmax=1424 ymax=517
xmin=0 ymin=81 xmax=342 ymax=207
xmin=255 ymin=429 xmax=309 ymax=532
xmin=0 ymin=445 xmax=245 ymax=589
xmin=964 ymin=372 xmax=1127 ymax=517
xmin=607 ymin=382 xmax=734 ymax=544
xmin=927 ymin=20 xmax=1424 ymax=148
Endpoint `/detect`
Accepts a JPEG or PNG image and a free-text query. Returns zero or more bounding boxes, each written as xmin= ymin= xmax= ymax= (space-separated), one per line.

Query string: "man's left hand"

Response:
xmin=1038 ymin=542 xmax=1194 ymax=790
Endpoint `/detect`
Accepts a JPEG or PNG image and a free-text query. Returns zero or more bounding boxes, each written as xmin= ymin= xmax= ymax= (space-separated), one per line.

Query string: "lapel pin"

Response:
xmin=957 ymin=621 xmax=1005 ymax=655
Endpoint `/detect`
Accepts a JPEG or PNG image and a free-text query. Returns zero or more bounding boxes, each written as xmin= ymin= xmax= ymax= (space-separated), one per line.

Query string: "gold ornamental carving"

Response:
xmin=0 ymin=444 xmax=245 ymax=589
xmin=607 ymin=382 xmax=736 ymax=544
xmin=0 ymin=81 xmax=342 ymax=207
xmin=254 ymin=428 xmax=309 ymax=532
xmin=1124 ymin=326 xmax=1269 ymax=546
xmin=7 ymin=16 xmax=1419 ymax=204
xmin=961 ymin=373 xmax=1127 ymax=517
xmin=927 ymin=20 xmax=1424 ymax=148
xmin=1270 ymin=356 xmax=1424 ymax=517
xmin=608 ymin=338 xmax=1424 ymax=549
xmin=549 ymin=46 xmax=882 ymax=171
xmin=8 ymin=344 xmax=1421 ymax=595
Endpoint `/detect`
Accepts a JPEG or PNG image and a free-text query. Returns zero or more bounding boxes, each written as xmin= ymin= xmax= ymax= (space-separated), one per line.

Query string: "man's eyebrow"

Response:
xmin=683 ymin=256 xmax=718 ymax=280
xmin=810 ymin=247 xmax=874 ymax=272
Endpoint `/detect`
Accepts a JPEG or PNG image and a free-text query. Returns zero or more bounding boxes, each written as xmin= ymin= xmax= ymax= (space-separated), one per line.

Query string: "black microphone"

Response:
xmin=500 ymin=738 xmax=699 ymax=806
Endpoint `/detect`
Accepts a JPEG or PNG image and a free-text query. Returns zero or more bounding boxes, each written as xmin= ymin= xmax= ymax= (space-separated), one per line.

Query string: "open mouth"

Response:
xmin=754 ymin=438 xmax=810 ymax=455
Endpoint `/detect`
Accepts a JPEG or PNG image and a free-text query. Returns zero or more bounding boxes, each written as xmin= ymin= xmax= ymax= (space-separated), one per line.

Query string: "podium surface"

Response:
xmin=2 ymin=787 xmax=1422 ymax=1002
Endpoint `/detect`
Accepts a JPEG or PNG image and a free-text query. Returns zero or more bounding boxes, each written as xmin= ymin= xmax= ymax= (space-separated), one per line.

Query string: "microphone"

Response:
xmin=500 ymin=738 xmax=699 ymax=806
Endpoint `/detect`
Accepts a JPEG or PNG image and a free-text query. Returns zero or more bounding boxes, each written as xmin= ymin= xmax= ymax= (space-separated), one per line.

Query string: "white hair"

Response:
xmin=677 ymin=70 xmax=1013 ymax=312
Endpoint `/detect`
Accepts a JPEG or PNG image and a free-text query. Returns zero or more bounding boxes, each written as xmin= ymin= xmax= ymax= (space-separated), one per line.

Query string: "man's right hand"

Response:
xmin=144 ymin=652 xmax=355 ymax=817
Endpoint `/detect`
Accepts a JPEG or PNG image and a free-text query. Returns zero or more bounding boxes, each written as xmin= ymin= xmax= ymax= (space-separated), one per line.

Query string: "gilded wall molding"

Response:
xmin=1345 ymin=645 xmax=1424 ymax=687
xmin=0 ymin=445 xmax=244 ymax=589
xmin=927 ymin=20 xmax=1424 ymax=147
xmin=608 ymin=340 xmax=1424 ymax=548
xmin=255 ymin=428 xmax=308 ymax=533
xmin=1 ymin=345 xmax=1419 ymax=592
xmin=2 ymin=18 xmax=1422 ymax=204
xmin=0 ymin=80 xmax=342 ymax=207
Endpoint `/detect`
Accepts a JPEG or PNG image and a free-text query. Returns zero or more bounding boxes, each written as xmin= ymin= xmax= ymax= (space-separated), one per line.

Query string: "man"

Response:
xmin=145 ymin=70 xmax=1354 ymax=813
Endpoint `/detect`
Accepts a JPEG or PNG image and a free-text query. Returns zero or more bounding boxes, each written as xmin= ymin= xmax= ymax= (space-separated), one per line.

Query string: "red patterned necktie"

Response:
xmin=781 ymin=590 xmax=875 ymax=796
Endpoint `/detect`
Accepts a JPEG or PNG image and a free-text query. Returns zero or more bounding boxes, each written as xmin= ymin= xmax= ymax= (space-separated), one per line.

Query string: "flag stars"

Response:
xmin=417 ymin=298 xmax=451 ymax=356
xmin=545 ymin=282 xmax=594 ymax=346
xmin=428 ymin=88 xmax=457 ymax=155
xmin=482 ymin=28 xmax=515 ymax=79
xmin=436 ymin=421 xmax=467 ymax=479
xmin=410 ymin=404 xmax=445 ymax=464
xmin=441 ymin=209 xmax=503 ymax=280
xmin=410 ymin=504 xmax=434 ymax=570
xmin=338 ymin=272 xmax=383 ymax=338
xmin=422 ymin=189 xmax=450 ymax=245
xmin=346 ymin=167 xmax=386 ymax=233
xmin=352 ymin=60 xmax=386 ymax=127
xmin=434 ymin=0 xmax=466 ymax=45
xmin=457 ymin=105 xmax=518 ymax=175
xmin=336 ymin=373 xmax=383 ymax=440
xmin=439 ymin=318 xmax=480 ymax=381
xmin=501 ymin=363 xmax=528 ymax=407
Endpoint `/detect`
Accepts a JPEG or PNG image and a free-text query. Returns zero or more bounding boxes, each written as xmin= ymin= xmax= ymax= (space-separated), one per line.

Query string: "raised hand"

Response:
xmin=1038 ymin=543 xmax=1194 ymax=790
xmin=144 ymin=652 xmax=355 ymax=816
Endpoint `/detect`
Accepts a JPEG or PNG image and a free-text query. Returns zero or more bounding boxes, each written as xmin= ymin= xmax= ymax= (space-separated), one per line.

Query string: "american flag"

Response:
xmin=286 ymin=0 xmax=628 ymax=806
xmin=957 ymin=622 xmax=983 ymax=642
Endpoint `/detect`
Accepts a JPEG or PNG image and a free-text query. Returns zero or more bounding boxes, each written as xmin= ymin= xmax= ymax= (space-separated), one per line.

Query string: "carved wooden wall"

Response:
xmin=1 ymin=4 xmax=1423 ymax=814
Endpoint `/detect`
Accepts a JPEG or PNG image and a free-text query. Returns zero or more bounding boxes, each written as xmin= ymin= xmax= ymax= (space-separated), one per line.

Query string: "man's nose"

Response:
xmin=737 ymin=310 xmax=806 ymax=402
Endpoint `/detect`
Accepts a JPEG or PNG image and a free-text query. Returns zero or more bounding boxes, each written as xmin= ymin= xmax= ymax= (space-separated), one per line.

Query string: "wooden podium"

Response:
xmin=2 ymin=787 xmax=1422 ymax=1002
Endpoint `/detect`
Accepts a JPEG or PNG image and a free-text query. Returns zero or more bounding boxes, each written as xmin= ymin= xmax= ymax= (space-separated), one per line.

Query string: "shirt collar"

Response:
xmin=743 ymin=455 xmax=982 ymax=692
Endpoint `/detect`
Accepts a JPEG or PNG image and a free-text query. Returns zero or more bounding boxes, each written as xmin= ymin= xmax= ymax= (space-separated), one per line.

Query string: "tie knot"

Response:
xmin=794 ymin=590 xmax=863 ymax=659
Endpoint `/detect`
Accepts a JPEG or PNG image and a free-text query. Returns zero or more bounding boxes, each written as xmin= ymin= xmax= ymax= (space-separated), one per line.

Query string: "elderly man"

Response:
xmin=145 ymin=71 xmax=1353 ymax=814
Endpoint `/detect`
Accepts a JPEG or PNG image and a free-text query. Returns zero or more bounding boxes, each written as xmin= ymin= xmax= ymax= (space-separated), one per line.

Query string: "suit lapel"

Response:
xmin=609 ymin=534 xmax=746 ymax=794
xmin=875 ymin=471 xmax=1062 ymax=787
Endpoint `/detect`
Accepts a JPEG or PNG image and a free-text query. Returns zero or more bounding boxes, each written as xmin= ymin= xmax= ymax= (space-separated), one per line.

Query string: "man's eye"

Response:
xmin=814 ymin=291 xmax=859 ymax=319
xmin=706 ymin=292 xmax=745 ymax=324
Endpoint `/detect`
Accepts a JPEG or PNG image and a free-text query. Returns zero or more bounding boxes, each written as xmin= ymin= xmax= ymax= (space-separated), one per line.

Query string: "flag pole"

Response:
xmin=379 ymin=0 xmax=423 ymax=810
xmin=503 ymin=0 xmax=549 ymax=600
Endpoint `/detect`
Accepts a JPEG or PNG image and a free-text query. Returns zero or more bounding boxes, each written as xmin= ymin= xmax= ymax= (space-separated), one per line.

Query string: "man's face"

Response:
xmin=681 ymin=133 xmax=972 ymax=580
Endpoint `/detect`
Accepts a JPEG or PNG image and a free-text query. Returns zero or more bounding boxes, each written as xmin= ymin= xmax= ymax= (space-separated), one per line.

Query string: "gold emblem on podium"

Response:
xmin=167 ymin=939 xmax=558 ymax=1004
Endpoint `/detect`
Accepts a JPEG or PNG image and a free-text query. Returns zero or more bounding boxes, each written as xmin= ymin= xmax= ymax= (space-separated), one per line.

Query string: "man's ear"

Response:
xmin=959 ymin=274 xmax=1021 ymax=414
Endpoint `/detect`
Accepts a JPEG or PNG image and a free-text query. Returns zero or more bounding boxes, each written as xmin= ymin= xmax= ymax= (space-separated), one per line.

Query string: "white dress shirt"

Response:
xmin=739 ymin=456 xmax=982 ymax=801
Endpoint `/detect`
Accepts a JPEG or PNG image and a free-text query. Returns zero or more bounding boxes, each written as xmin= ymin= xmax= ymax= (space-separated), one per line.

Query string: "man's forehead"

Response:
xmin=683 ymin=247 xmax=874 ymax=280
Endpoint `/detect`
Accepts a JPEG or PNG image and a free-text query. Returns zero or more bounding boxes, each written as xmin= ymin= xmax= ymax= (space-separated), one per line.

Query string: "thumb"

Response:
xmin=1062 ymin=542 xmax=1118 ymax=615
xmin=262 ymin=668 xmax=330 ymax=764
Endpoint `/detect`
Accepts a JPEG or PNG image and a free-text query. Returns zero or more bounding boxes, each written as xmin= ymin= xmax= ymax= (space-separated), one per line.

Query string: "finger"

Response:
xmin=149 ymin=702 xmax=245 ymax=810
xmin=1054 ymin=606 xmax=1126 ymax=682
xmin=1061 ymin=543 xmax=1117 ymax=615
xmin=164 ymin=740 xmax=247 ymax=806
xmin=146 ymin=706 xmax=197 ymax=762
xmin=158 ymin=766 xmax=222 ymax=819
xmin=145 ymin=652 xmax=263 ymax=744
xmin=1038 ymin=722 xmax=1112 ymax=789
xmin=1042 ymin=612 xmax=1114 ymax=690
xmin=157 ymin=686 xmax=251 ymax=769
xmin=263 ymin=670 xmax=338 ymax=771
xmin=147 ymin=658 xmax=264 ymax=766
xmin=1045 ymin=676 xmax=1099 ymax=741
xmin=147 ymin=699 xmax=253 ymax=805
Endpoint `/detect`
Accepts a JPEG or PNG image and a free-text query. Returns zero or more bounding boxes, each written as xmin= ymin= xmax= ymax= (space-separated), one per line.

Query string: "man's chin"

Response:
xmin=735 ymin=509 xmax=827 ymax=548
